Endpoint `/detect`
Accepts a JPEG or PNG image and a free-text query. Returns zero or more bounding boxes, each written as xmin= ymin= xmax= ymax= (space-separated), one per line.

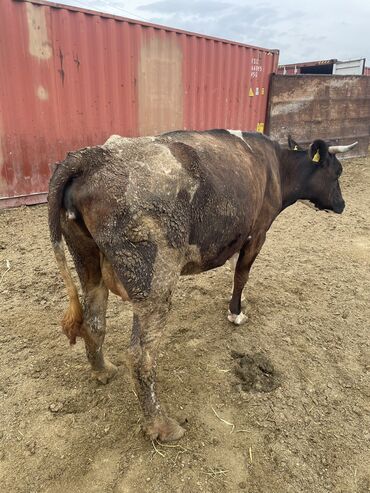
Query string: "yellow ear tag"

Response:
xmin=293 ymin=145 xmax=298 ymax=151
xmin=312 ymin=150 xmax=320 ymax=163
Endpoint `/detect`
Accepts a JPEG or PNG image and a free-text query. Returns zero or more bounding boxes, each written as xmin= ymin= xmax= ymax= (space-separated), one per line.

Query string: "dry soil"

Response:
xmin=0 ymin=156 xmax=369 ymax=493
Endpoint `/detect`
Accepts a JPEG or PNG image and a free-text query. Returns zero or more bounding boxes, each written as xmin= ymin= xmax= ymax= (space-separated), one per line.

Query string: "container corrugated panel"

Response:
xmin=0 ymin=0 xmax=279 ymax=208
xmin=267 ymin=74 xmax=370 ymax=158
xmin=365 ymin=67 xmax=370 ymax=76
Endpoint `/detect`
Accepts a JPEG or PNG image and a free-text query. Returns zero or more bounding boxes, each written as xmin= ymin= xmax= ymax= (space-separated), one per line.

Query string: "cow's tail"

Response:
xmin=48 ymin=150 xmax=88 ymax=344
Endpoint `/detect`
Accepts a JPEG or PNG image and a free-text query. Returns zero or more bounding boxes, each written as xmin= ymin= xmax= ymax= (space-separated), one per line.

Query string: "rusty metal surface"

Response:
xmin=0 ymin=0 xmax=279 ymax=208
xmin=267 ymin=75 xmax=370 ymax=158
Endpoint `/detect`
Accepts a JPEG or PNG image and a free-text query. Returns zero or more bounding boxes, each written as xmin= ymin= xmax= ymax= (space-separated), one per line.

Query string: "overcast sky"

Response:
xmin=49 ymin=0 xmax=370 ymax=65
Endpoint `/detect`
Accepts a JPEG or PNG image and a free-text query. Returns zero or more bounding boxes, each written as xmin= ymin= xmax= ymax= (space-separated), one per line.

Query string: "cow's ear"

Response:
xmin=288 ymin=135 xmax=303 ymax=151
xmin=309 ymin=139 xmax=328 ymax=165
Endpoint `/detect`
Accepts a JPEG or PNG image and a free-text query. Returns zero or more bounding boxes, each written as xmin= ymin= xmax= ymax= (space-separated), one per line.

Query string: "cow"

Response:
xmin=48 ymin=130 xmax=357 ymax=442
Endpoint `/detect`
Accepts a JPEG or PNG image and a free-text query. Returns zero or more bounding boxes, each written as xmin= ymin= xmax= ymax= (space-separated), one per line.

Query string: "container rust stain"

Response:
xmin=26 ymin=2 xmax=52 ymax=60
xmin=138 ymin=34 xmax=183 ymax=136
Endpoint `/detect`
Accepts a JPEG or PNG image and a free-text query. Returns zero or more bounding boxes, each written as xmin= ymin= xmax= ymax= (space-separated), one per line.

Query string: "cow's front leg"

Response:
xmin=228 ymin=235 xmax=265 ymax=326
xmin=228 ymin=252 xmax=246 ymax=308
xmin=228 ymin=257 xmax=250 ymax=325
xmin=129 ymin=300 xmax=185 ymax=442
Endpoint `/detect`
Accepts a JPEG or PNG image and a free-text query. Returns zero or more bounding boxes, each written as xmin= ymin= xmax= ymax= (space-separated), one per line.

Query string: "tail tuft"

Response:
xmin=62 ymin=295 xmax=84 ymax=345
xmin=54 ymin=241 xmax=84 ymax=344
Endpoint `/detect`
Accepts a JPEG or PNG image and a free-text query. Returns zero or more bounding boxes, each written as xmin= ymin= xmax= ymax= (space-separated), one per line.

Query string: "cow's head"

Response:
xmin=288 ymin=136 xmax=358 ymax=214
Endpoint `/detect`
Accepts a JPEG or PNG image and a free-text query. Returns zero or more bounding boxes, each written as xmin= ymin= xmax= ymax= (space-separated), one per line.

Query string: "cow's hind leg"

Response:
xmin=62 ymin=219 xmax=117 ymax=383
xmin=95 ymin=214 xmax=185 ymax=439
xmin=128 ymin=295 xmax=185 ymax=442
xmin=82 ymin=279 xmax=117 ymax=384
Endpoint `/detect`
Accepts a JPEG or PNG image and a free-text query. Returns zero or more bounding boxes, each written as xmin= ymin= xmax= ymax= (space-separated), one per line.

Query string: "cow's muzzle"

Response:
xmin=333 ymin=199 xmax=345 ymax=214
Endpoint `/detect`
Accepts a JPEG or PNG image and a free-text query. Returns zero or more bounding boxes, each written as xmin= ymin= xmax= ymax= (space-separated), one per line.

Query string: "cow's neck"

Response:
xmin=279 ymin=151 xmax=314 ymax=210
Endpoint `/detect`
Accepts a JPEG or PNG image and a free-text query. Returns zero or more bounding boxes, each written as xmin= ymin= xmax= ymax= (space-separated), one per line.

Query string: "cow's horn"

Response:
xmin=328 ymin=142 xmax=358 ymax=154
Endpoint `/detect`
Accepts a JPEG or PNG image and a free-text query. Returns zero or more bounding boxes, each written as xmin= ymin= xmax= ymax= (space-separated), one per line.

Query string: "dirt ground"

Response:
xmin=0 ymin=155 xmax=369 ymax=493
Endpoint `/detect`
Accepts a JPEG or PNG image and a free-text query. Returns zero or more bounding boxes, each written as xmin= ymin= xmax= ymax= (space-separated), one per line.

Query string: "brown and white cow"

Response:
xmin=48 ymin=130 xmax=356 ymax=441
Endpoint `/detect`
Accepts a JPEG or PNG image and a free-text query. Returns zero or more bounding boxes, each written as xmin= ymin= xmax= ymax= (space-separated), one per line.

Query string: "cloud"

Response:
xmin=44 ymin=0 xmax=370 ymax=65
xmin=138 ymin=1 xmax=286 ymax=50
xmin=138 ymin=0 xmax=232 ymax=15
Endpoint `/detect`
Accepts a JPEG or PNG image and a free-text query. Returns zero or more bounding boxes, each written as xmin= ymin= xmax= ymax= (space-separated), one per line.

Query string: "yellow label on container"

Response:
xmin=256 ymin=122 xmax=264 ymax=133
xmin=249 ymin=88 xmax=254 ymax=97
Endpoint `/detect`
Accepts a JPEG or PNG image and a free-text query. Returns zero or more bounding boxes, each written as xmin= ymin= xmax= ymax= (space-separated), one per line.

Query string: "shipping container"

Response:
xmin=365 ymin=67 xmax=370 ymax=76
xmin=0 ymin=0 xmax=279 ymax=208
xmin=278 ymin=59 xmax=337 ymax=75
xmin=267 ymin=74 xmax=370 ymax=158
xmin=278 ymin=58 xmax=366 ymax=76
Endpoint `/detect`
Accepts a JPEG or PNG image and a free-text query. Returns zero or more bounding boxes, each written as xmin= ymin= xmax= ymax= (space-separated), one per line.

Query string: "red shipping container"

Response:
xmin=0 ymin=0 xmax=279 ymax=208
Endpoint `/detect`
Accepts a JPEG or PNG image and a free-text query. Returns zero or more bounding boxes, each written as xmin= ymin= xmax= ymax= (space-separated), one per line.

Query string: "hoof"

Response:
xmin=144 ymin=416 xmax=186 ymax=442
xmin=228 ymin=310 xmax=248 ymax=326
xmin=91 ymin=360 xmax=118 ymax=384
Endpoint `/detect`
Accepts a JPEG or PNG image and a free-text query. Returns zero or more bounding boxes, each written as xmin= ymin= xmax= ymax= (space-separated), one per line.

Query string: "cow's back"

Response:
xmin=68 ymin=131 xmax=281 ymax=272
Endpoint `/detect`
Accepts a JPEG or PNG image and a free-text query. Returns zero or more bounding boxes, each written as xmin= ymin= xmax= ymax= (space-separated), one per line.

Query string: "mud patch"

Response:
xmin=232 ymin=351 xmax=281 ymax=392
